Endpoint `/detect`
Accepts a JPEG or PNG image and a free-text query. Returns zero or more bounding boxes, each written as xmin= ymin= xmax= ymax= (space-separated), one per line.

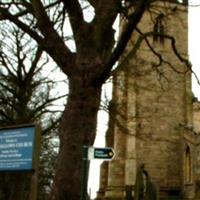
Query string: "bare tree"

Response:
xmin=0 ymin=25 xmax=65 ymax=200
xmin=0 ymin=1 xmax=189 ymax=199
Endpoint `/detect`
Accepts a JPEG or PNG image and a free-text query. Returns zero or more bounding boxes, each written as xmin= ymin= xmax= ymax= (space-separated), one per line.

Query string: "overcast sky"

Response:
xmin=189 ymin=1 xmax=200 ymax=99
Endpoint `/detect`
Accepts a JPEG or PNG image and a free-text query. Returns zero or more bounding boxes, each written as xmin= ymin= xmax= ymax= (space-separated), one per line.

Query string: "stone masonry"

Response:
xmin=96 ymin=1 xmax=200 ymax=199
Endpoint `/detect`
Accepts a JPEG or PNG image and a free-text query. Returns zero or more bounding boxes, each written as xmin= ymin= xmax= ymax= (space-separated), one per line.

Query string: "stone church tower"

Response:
xmin=96 ymin=1 xmax=200 ymax=199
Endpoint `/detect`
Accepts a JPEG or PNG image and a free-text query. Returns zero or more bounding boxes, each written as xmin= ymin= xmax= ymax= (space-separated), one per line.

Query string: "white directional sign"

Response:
xmin=88 ymin=147 xmax=115 ymax=161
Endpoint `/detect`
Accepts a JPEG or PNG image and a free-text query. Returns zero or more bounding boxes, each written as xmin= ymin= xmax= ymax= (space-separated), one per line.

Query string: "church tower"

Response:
xmin=96 ymin=1 xmax=194 ymax=199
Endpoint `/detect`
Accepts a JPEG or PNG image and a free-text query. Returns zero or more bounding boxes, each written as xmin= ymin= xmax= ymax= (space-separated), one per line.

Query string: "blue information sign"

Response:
xmin=0 ymin=126 xmax=35 ymax=171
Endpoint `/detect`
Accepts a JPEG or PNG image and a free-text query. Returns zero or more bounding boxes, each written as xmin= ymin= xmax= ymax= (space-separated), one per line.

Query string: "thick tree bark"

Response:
xmin=50 ymin=74 xmax=102 ymax=200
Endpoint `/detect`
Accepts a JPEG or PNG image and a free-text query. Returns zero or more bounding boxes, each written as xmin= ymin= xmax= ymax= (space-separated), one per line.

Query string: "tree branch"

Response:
xmin=0 ymin=2 xmax=76 ymax=75
xmin=0 ymin=7 xmax=43 ymax=44
xmin=15 ymin=1 xmax=61 ymax=18
xmin=61 ymin=0 xmax=84 ymax=42
xmin=91 ymin=0 xmax=120 ymax=54
xmin=25 ymin=47 xmax=43 ymax=83
xmin=87 ymin=0 xmax=99 ymax=9
xmin=114 ymin=28 xmax=196 ymax=84
xmin=31 ymin=0 xmax=75 ymax=73
xmin=96 ymin=0 xmax=148 ymax=84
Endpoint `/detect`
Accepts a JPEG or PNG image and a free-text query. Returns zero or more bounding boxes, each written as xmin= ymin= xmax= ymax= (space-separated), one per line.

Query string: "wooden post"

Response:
xmin=29 ymin=171 xmax=38 ymax=200
xmin=29 ymin=124 xmax=41 ymax=200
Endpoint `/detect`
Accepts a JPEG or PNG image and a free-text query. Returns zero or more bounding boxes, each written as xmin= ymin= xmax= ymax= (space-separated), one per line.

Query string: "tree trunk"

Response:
xmin=50 ymin=74 xmax=102 ymax=200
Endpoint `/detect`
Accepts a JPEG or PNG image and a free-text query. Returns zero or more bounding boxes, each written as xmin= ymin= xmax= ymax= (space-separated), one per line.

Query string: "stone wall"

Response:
xmin=129 ymin=2 xmax=189 ymax=196
xmin=96 ymin=2 xmax=190 ymax=199
xmin=193 ymin=102 xmax=200 ymax=134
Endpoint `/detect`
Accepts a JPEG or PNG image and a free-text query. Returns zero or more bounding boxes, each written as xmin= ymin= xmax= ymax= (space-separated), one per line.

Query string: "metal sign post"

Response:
xmin=81 ymin=146 xmax=115 ymax=200
xmin=81 ymin=146 xmax=89 ymax=200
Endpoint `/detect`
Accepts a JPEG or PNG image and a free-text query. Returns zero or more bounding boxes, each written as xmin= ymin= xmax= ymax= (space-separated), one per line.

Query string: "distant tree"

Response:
xmin=0 ymin=1 xmax=190 ymax=199
xmin=38 ymin=131 xmax=59 ymax=200
xmin=0 ymin=25 xmax=66 ymax=200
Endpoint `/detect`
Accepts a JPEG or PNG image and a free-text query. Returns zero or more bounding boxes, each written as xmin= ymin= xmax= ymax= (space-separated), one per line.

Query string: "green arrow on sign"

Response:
xmin=88 ymin=147 xmax=115 ymax=160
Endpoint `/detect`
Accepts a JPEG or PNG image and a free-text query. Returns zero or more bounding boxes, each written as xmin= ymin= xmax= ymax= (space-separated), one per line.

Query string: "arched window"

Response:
xmin=153 ymin=14 xmax=165 ymax=44
xmin=184 ymin=146 xmax=192 ymax=183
